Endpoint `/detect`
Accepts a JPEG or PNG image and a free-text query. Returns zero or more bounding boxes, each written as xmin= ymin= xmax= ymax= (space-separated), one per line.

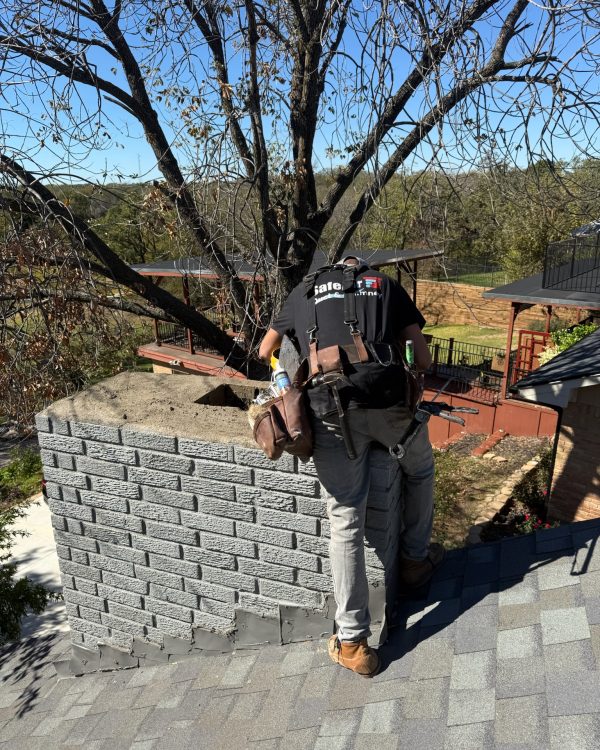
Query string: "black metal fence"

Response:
xmin=417 ymin=259 xmax=513 ymax=287
xmin=426 ymin=336 xmax=506 ymax=404
xmin=543 ymin=234 xmax=600 ymax=293
xmin=155 ymin=320 xmax=222 ymax=356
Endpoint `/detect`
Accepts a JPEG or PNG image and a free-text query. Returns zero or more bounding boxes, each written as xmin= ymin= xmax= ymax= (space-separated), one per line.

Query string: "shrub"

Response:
xmin=539 ymin=322 xmax=598 ymax=365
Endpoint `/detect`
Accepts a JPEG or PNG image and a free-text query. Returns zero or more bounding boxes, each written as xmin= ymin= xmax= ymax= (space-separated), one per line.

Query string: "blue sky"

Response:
xmin=2 ymin=0 xmax=599 ymax=186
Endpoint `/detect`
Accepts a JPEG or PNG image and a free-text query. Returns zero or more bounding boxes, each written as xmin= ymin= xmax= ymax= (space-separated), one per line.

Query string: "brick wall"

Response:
xmin=416 ymin=280 xmax=581 ymax=329
xmin=549 ymin=383 xmax=600 ymax=522
xmin=36 ymin=404 xmax=402 ymax=660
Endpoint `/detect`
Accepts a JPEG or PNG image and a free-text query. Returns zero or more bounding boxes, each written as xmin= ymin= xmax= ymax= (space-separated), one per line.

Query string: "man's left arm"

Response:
xmin=397 ymin=323 xmax=432 ymax=371
xmin=258 ymin=328 xmax=283 ymax=363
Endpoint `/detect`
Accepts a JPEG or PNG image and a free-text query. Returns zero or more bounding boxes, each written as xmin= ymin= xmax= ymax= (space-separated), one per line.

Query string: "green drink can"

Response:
xmin=405 ymin=339 xmax=414 ymax=366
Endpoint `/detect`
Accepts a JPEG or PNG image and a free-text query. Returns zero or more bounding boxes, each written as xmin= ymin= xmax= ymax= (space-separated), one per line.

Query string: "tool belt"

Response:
xmin=252 ymin=360 xmax=313 ymax=461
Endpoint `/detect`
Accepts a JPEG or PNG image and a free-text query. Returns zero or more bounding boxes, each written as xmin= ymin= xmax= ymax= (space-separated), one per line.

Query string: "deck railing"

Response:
xmin=542 ymin=234 xmax=600 ymax=293
xmin=154 ymin=305 xmax=240 ymax=356
xmin=425 ymin=336 xmax=505 ymax=404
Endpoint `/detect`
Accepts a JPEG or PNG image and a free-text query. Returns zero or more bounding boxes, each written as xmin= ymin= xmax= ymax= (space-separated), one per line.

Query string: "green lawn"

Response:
xmin=424 ymin=324 xmax=507 ymax=350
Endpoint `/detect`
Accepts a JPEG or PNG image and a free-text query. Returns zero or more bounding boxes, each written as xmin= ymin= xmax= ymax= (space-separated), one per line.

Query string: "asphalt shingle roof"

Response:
xmin=516 ymin=328 xmax=600 ymax=390
xmin=2 ymin=519 xmax=600 ymax=749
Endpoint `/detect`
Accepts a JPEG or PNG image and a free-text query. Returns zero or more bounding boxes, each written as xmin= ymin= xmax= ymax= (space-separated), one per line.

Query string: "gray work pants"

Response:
xmin=312 ymin=405 xmax=435 ymax=642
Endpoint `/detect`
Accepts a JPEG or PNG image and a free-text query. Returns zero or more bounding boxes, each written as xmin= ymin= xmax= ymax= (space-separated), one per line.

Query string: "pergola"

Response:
xmin=132 ymin=247 xmax=443 ymax=375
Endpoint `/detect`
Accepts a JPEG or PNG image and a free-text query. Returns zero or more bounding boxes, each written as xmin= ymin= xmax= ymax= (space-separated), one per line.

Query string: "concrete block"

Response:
xmin=181 ymin=475 xmax=235 ymax=500
xmin=38 ymin=432 xmax=84 ymax=455
xmin=43 ymin=466 xmax=88 ymax=489
xmin=297 ymin=458 xmax=317 ymax=476
xmin=234 ymin=446 xmax=296 ymax=472
xmin=236 ymin=486 xmax=295 ymax=512
xmin=96 ymin=508 xmax=143 ymax=533
xmin=297 ymin=498 xmax=327 ymax=518
xmin=75 ymin=456 xmax=126 ymax=480
xmin=179 ymin=438 xmax=232 ymax=461
xmin=49 ymin=417 xmax=71 ymax=435
xmin=55 ymin=543 xmax=71 ymax=561
xmin=149 ymin=584 xmax=199 ymax=609
xmin=202 ymin=566 xmax=257 ymax=593
xmin=146 ymin=519 xmax=197 ymax=545
xmin=259 ymin=545 xmax=320 ymax=572
xmin=254 ymin=469 xmax=318 ymax=498
xmin=238 ymin=592 xmax=280 ymax=619
xmin=70 ymin=422 xmax=120 ymax=442
xmin=128 ymin=466 xmax=180 ymax=490
xmin=192 ymin=610 xmax=231 ymax=632
xmin=134 ymin=564 xmax=184 ymax=590
xmin=70 ymin=548 xmax=88 ymax=565
xmin=55 ymin=452 xmax=76 ymax=471
xmin=100 ymin=611 xmax=145 ymax=637
xmin=122 ymin=429 xmax=177 ymax=453
xmin=258 ymin=508 xmax=318 ymax=535
xmin=54 ymin=529 xmax=99 ymax=553
xmin=194 ymin=459 xmax=253 ymax=486
xmin=60 ymin=485 xmax=80 ymax=503
xmin=99 ymin=540 xmax=146 ymax=566
xmin=182 ymin=545 xmax=236 ymax=570
xmin=148 ymin=552 xmax=199 ymax=579
xmin=74 ymin=577 xmax=98 ymax=595
xmin=184 ymin=578 xmax=237 ymax=603
xmin=102 ymin=570 xmax=149 ymax=596
xmin=67 ymin=616 xmax=110 ymax=640
xmin=50 ymin=512 xmax=68 ymax=531
xmin=131 ymin=533 xmax=181 ymax=559
xmin=137 ymin=449 xmax=193 ymax=474
xmin=107 ymin=601 xmax=154 ymax=626
xmin=35 ymin=413 xmax=52 ymax=433
xmin=88 ymin=551 xmax=135 ymax=578
xmin=236 ymin=522 xmax=293 ymax=549
xmin=86 ymin=441 xmax=137 ymax=465
xmin=81 ymin=521 xmax=130 ymax=546
xmin=197 ymin=496 xmax=254 ymax=522
xmin=296 ymin=534 xmax=329 ymax=557
xmin=201 ymin=598 xmax=235 ymax=620
xmin=80 ymin=490 xmax=128 ymax=514
xmin=130 ymin=499 xmax=179 ymax=525
xmin=154 ymin=615 xmax=192 ymax=640
xmin=65 ymin=588 xmax=106 ymax=611
xmin=140 ymin=485 xmax=195 ymax=510
xmin=238 ymin=557 xmax=296 ymax=584
xmin=97 ymin=583 xmax=142 ymax=610
xmin=60 ymin=559 xmax=102 ymax=582
xmin=44 ymin=481 xmax=62 ymax=499
xmin=47 ymin=498 xmax=94 ymax=522
xmin=89 ymin=475 xmax=139 ymax=499
xmin=201 ymin=531 xmax=257 ymax=558
xmin=259 ymin=579 xmax=323 ymax=608
xmin=296 ymin=570 xmax=332 ymax=593
xmin=180 ymin=510 xmax=235 ymax=536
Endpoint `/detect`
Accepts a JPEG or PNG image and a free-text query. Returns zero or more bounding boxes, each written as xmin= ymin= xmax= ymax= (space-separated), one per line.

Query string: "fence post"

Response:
xmin=153 ymin=319 xmax=160 ymax=346
xmin=447 ymin=338 xmax=454 ymax=367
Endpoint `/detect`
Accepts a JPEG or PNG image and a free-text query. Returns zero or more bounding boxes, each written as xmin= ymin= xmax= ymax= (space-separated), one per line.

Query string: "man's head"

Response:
xmin=342 ymin=255 xmax=366 ymax=267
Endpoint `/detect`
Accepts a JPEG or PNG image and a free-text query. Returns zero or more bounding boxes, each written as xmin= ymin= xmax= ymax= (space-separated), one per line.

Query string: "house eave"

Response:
xmin=517 ymin=374 xmax=600 ymax=409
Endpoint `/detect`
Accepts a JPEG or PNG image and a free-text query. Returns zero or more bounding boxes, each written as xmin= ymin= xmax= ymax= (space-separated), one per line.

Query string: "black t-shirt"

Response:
xmin=272 ymin=264 xmax=425 ymax=415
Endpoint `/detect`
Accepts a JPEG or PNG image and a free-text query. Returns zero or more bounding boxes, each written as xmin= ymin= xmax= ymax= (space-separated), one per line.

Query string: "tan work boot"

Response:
xmin=328 ymin=634 xmax=381 ymax=677
xmin=400 ymin=543 xmax=445 ymax=588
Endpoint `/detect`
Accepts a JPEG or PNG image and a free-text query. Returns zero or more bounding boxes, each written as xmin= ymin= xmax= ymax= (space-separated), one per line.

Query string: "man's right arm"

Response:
xmin=258 ymin=328 xmax=283 ymax=363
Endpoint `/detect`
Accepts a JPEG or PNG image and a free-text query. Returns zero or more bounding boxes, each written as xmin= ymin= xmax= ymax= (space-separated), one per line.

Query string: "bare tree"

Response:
xmin=0 ymin=0 xmax=599 ymax=393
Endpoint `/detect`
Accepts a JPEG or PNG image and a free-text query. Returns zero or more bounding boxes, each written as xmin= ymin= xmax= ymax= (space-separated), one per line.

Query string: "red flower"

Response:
xmin=524 ymin=514 xmax=530 ymax=521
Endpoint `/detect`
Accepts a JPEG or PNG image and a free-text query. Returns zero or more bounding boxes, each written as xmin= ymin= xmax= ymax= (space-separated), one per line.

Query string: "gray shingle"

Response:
xmin=357 ymin=699 xmax=402 ymax=734
xmin=540 ymin=607 xmax=591 ymax=645
xmin=498 ymin=578 xmax=538 ymax=606
xmin=495 ymin=656 xmax=546 ymax=699
xmin=494 ymin=694 xmax=548 ymax=747
xmin=410 ymin=639 xmax=454 ymax=680
xmin=498 ymin=602 xmax=541 ymax=631
xmin=404 ymin=677 xmax=449 ymax=720
xmin=450 ymin=651 xmax=495 ymax=691
xmin=395 ymin=718 xmax=446 ymax=750
xmin=548 ymin=714 xmax=600 ymax=750
xmin=537 ymin=561 xmax=580 ymax=591
xmin=444 ymin=721 xmax=494 ymax=749
xmin=319 ymin=707 xmax=363 ymax=736
xmin=585 ymin=597 xmax=600 ymax=625
xmin=497 ymin=625 xmax=542 ymax=659
xmin=447 ymin=688 xmax=495 ymax=726
xmin=543 ymin=639 xmax=597 ymax=675
xmin=546 ymin=671 xmax=600 ymax=715
xmin=455 ymin=606 xmax=498 ymax=654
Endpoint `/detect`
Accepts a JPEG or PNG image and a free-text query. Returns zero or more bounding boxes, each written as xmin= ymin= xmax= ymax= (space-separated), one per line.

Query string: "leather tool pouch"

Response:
xmin=252 ymin=363 xmax=313 ymax=461
xmin=316 ymin=345 xmax=343 ymax=375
